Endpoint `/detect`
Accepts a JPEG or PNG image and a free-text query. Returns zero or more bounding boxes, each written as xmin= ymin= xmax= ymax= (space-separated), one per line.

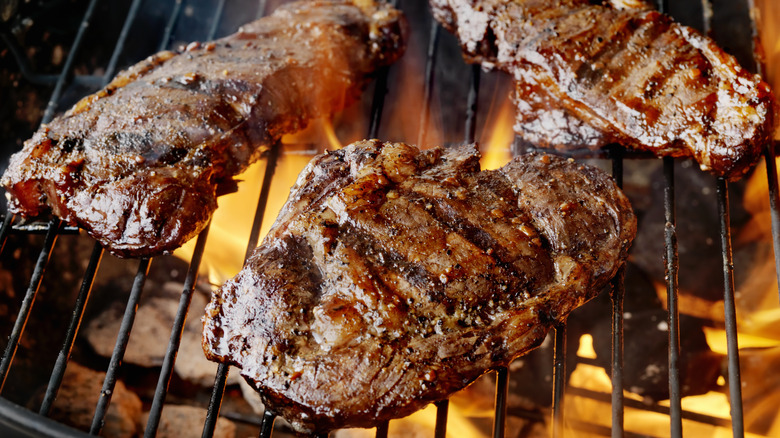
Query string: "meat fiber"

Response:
xmin=430 ymin=0 xmax=775 ymax=179
xmin=1 ymin=0 xmax=406 ymax=257
xmin=202 ymin=140 xmax=636 ymax=434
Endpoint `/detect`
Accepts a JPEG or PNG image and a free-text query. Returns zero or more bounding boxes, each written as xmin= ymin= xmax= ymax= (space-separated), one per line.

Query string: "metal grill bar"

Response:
xmin=258 ymin=409 xmax=276 ymax=437
xmin=41 ymin=0 xmax=101 ymax=123
xmin=610 ymin=149 xmax=625 ymax=438
xmin=39 ymin=243 xmax=104 ymax=417
xmin=203 ymin=362 xmax=231 ymax=438
xmin=417 ymin=21 xmax=440 ymax=147
xmin=89 ymin=257 xmax=152 ymax=435
xmin=159 ymin=0 xmax=185 ymax=52
xmin=433 ymin=400 xmax=449 ymax=438
xmin=464 ymin=64 xmax=481 ymax=146
xmin=663 ymin=157 xmax=683 ymax=437
xmin=551 ymin=322 xmax=566 ymax=438
xmin=144 ymin=224 xmax=211 ymax=438
xmin=0 ymin=219 xmax=61 ymax=392
xmin=0 ymin=215 xmax=13 ymax=254
xmin=102 ymin=0 xmax=145 ymax=82
xmin=376 ymin=422 xmax=389 ymax=438
xmin=745 ymin=0 xmax=780 ymax=303
xmin=716 ymin=179 xmax=745 ymax=437
xmin=492 ymin=366 xmax=509 ymax=438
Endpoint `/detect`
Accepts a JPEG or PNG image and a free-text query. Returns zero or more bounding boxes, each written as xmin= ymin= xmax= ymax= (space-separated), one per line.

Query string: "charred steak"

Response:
xmin=430 ymin=0 xmax=775 ymax=179
xmin=202 ymin=140 xmax=636 ymax=434
xmin=1 ymin=0 xmax=406 ymax=257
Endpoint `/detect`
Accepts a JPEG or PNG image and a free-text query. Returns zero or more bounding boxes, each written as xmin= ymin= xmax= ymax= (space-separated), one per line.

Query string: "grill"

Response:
xmin=0 ymin=0 xmax=776 ymax=437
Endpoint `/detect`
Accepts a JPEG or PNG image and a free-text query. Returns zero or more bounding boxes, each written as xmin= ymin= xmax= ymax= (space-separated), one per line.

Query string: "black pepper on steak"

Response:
xmin=202 ymin=140 xmax=636 ymax=434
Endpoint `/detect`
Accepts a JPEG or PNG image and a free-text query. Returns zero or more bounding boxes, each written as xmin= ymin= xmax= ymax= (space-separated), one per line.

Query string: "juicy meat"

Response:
xmin=202 ymin=140 xmax=636 ymax=434
xmin=430 ymin=0 xmax=775 ymax=179
xmin=1 ymin=0 xmax=406 ymax=257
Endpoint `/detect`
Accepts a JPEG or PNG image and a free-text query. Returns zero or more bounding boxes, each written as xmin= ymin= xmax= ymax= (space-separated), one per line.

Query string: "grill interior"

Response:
xmin=0 ymin=0 xmax=777 ymax=437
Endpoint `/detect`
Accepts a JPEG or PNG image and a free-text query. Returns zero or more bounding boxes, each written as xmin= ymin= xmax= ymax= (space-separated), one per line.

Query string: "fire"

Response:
xmin=479 ymin=95 xmax=514 ymax=170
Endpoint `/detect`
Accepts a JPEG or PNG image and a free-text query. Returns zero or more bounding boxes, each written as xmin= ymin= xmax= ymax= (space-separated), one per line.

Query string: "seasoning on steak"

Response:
xmin=1 ymin=0 xmax=406 ymax=258
xmin=202 ymin=140 xmax=636 ymax=434
xmin=429 ymin=0 xmax=775 ymax=180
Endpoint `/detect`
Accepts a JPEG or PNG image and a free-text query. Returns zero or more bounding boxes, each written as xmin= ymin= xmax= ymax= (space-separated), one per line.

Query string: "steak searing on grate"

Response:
xmin=0 ymin=0 xmax=406 ymax=257
xmin=202 ymin=140 xmax=636 ymax=434
xmin=430 ymin=0 xmax=775 ymax=179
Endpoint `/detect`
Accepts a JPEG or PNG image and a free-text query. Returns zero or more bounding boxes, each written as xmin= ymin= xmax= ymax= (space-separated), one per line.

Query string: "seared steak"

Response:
xmin=430 ymin=0 xmax=775 ymax=179
xmin=1 ymin=0 xmax=406 ymax=257
xmin=202 ymin=140 xmax=636 ymax=434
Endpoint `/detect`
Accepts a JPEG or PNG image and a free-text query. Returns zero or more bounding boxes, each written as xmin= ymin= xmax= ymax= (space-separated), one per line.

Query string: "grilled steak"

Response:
xmin=430 ymin=0 xmax=775 ymax=179
xmin=1 ymin=0 xmax=406 ymax=257
xmin=202 ymin=140 xmax=636 ymax=434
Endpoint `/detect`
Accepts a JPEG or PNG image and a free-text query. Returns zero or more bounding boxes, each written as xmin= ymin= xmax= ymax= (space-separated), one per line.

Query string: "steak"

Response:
xmin=1 ymin=0 xmax=406 ymax=257
xmin=430 ymin=0 xmax=775 ymax=179
xmin=202 ymin=140 xmax=636 ymax=434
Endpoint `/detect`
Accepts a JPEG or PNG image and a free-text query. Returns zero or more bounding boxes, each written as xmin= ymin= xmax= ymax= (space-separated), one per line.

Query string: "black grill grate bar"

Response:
xmin=0 ymin=219 xmax=61 ymax=393
xmin=89 ymin=257 xmax=152 ymax=435
xmin=203 ymin=362 xmax=231 ymax=438
xmin=464 ymin=64 xmax=481 ymax=146
xmin=662 ymin=157 xmax=683 ymax=437
xmin=41 ymin=0 xmax=101 ymax=124
xmin=762 ymin=142 xmax=780 ymax=303
xmin=551 ymin=322 xmax=566 ymax=438
xmin=716 ymin=179 xmax=745 ymax=437
xmin=433 ymin=399 xmax=449 ymax=438
xmin=653 ymin=3 xmax=684 ymax=437
xmin=610 ymin=148 xmax=625 ymax=438
xmin=0 ymin=215 xmax=13 ymax=255
xmin=745 ymin=0 xmax=780 ymax=303
xmin=256 ymin=0 xmax=268 ymax=20
xmin=417 ymin=21 xmax=440 ymax=147
xmin=492 ymin=366 xmax=509 ymax=438
xmin=102 ymin=0 xmax=145 ymax=82
xmin=158 ymin=0 xmax=185 ymax=52
xmin=258 ymin=408 xmax=276 ymax=437
xmin=207 ymin=0 xmax=227 ymax=40
xmin=144 ymin=224 xmax=212 ymax=438
xmin=38 ymin=243 xmax=104 ymax=417
xmin=376 ymin=422 xmax=390 ymax=438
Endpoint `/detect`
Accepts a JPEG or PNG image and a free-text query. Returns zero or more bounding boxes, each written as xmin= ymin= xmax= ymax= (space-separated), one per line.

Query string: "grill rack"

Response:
xmin=0 ymin=0 xmax=776 ymax=436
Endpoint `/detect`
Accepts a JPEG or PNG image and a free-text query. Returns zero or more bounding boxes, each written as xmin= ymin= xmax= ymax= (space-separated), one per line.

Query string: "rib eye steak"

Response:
xmin=430 ymin=0 xmax=775 ymax=179
xmin=202 ymin=140 xmax=637 ymax=434
xmin=1 ymin=0 xmax=406 ymax=257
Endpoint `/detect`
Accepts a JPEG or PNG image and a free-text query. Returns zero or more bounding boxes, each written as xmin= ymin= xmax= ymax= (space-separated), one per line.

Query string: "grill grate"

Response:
xmin=0 ymin=0 xmax=777 ymax=437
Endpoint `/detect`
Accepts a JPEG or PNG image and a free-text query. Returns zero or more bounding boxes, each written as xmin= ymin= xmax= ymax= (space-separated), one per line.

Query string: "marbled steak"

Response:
xmin=1 ymin=0 xmax=406 ymax=257
xmin=203 ymin=140 xmax=637 ymax=434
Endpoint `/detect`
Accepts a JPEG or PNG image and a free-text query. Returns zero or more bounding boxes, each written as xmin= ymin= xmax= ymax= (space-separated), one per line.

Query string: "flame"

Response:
xmin=479 ymin=97 xmax=514 ymax=170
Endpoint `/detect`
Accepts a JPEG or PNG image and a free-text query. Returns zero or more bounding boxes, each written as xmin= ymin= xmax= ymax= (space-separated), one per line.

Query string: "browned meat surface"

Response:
xmin=430 ymin=0 xmax=775 ymax=179
xmin=1 ymin=0 xmax=406 ymax=257
xmin=202 ymin=140 xmax=636 ymax=434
